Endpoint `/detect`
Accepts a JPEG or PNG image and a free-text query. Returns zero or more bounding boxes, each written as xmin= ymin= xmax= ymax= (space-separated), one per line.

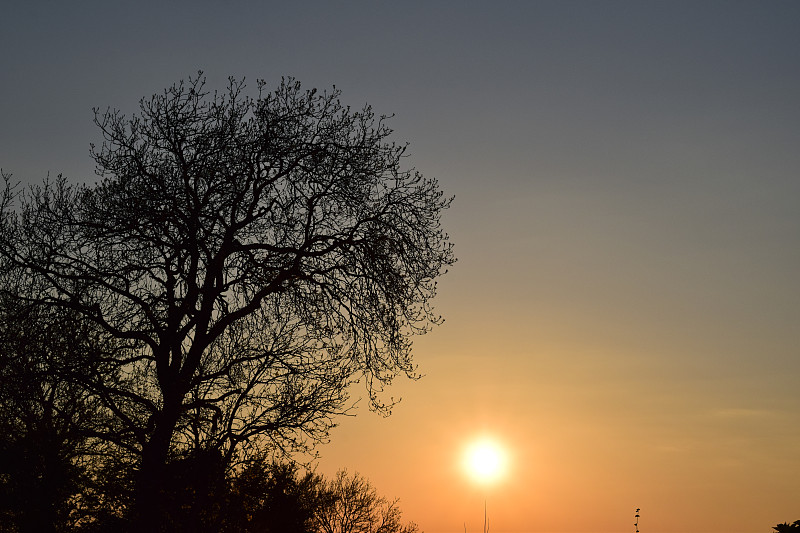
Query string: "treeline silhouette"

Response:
xmin=0 ymin=74 xmax=452 ymax=532
xmin=0 ymin=294 xmax=418 ymax=530
xmin=0 ymin=430 xmax=418 ymax=533
xmin=0 ymin=279 xmax=419 ymax=533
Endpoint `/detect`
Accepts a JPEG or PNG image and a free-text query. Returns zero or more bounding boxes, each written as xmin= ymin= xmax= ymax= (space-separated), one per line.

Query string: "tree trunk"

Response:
xmin=133 ymin=396 xmax=182 ymax=531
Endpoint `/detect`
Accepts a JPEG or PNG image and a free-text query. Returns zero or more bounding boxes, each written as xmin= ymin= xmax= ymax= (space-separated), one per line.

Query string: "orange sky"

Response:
xmin=3 ymin=2 xmax=799 ymax=532
xmin=315 ymin=166 xmax=800 ymax=532
xmin=317 ymin=277 xmax=800 ymax=532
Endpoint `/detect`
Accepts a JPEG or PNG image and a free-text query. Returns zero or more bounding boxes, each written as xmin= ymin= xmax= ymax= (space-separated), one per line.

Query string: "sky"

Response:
xmin=2 ymin=2 xmax=799 ymax=532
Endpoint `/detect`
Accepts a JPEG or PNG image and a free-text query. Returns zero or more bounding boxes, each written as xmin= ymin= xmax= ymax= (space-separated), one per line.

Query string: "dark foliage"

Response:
xmin=0 ymin=295 xmax=106 ymax=533
xmin=227 ymin=460 xmax=323 ymax=533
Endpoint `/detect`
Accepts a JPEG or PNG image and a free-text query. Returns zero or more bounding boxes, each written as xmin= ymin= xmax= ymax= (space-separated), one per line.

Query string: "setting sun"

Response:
xmin=463 ymin=437 xmax=508 ymax=484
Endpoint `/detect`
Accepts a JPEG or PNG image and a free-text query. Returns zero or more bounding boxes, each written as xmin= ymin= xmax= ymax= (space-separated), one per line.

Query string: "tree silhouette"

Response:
xmin=0 ymin=74 xmax=453 ymax=530
xmin=315 ymin=470 xmax=418 ymax=533
xmin=229 ymin=460 xmax=323 ymax=533
xmin=0 ymin=292 xmax=110 ymax=532
xmin=774 ymin=521 xmax=800 ymax=532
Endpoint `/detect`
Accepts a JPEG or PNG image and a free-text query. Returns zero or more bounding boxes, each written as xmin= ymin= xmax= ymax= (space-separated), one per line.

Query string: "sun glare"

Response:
xmin=463 ymin=437 xmax=507 ymax=484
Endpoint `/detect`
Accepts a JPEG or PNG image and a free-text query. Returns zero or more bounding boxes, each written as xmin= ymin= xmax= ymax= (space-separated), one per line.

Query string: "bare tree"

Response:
xmin=314 ymin=470 xmax=418 ymax=533
xmin=0 ymin=74 xmax=453 ymax=529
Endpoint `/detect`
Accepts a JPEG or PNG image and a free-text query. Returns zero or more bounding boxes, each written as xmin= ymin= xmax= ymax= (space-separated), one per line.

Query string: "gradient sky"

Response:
xmin=2 ymin=2 xmax=799 ymax=532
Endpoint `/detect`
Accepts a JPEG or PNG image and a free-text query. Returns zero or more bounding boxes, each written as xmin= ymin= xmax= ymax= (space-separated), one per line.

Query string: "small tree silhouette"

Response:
xmin=314 ymin=470 xmax=418 ymax=533
xmin=773 ymin=520 xmax=800 ymax=532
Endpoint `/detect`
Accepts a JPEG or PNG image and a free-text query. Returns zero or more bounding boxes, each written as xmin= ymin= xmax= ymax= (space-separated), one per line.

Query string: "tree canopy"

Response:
xmin=0 ymin=74 xmax=453 ymax=530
